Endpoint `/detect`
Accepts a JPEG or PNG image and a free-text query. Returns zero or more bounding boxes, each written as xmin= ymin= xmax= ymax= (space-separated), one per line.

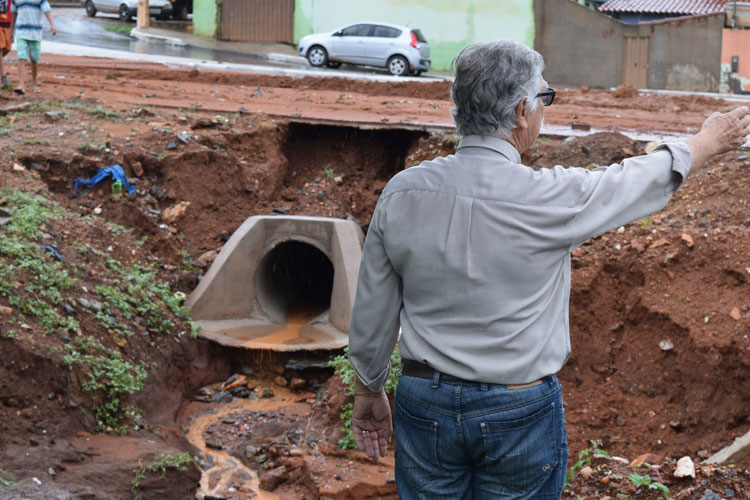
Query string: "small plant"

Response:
xmin=640 ymin=218 xmax=651 ymax=230
xmin=131 ymin=452 xmax=196 ymax=500
xmin=327 ymin=346 xmax=401 ymax=450
xmin=322 ymin=164 xmax=338 ymax=179
xmin=62 ymin=336 xmax=147 ymax=434
xmin=566 ymin=440 xmax=610 ymax=485
xmin=78 ymin=142 xmax=93 ymax=154
xmin=22 ymin=137 xmax=48 ymax=145
xmin=186 ymin=103 xmax=199 ymax=113
xmin=628 ymin=472 xmax=671 ymax=499
xmin=82 ymin=106 xmax=120 ymax=121
xmin=0 ymin=469 xmax=17 ymax=487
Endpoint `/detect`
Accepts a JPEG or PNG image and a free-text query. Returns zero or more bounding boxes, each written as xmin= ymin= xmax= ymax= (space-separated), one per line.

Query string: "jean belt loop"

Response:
xmin=480 ymin=383 xmax=488 ymax=391
xmin=431 ymin=370 xmax=440 ymax=388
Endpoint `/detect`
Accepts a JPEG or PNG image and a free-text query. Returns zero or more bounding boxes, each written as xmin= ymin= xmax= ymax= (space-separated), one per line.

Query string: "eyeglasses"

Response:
xmin=535 ymin=88 xmax=556 ymax=106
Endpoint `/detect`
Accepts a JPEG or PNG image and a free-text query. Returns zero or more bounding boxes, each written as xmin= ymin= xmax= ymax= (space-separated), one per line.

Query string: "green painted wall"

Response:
xmin=294 ymin=0 xmax=534 ymax=71
xmin=193 ymin=0 xmax=218 ymax=38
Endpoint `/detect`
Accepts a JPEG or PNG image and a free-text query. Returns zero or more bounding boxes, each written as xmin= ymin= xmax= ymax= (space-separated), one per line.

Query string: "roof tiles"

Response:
xmin=598 ymin=0 xmax=730 ymax=14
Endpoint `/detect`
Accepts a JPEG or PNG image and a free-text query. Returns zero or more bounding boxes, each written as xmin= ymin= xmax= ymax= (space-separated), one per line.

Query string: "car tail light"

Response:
xmin=410 ymin=31 xmax=420 ymax=50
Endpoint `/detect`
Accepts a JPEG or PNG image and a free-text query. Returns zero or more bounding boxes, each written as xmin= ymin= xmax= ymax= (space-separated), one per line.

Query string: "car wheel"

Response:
xmin=85 ymin=0 xmax=96 ymax=17
xmin=387 ymin=55 xmax=409 ymax=76
xmin=118 ymin=4 xmax=132 ymax=21
xmin=326 ymin=61 xmax=342 ymax=69
xmin=307 ymin=45 xmax=328 ymax=67
xmin=157 ymin=10 xmax=171 ymax=20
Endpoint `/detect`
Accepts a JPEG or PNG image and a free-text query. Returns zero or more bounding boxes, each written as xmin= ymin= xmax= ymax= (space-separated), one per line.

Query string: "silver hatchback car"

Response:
xmin=297 ymin=22 xmax=431 ymax=76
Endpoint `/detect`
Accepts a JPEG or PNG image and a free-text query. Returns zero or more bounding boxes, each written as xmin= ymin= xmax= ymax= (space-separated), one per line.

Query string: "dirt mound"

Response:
xmin=530 ymin=131 xmax=644 ymax=169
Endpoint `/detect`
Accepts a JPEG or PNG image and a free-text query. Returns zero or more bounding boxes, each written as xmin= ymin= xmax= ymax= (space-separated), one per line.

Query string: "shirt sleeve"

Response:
xmin=348 ymin=195 xmax=403 ymax=392
xmin=42 ymin=0 xmax=51 ymax=13
xmin=567 ymin=141 xmax=692 ymax=249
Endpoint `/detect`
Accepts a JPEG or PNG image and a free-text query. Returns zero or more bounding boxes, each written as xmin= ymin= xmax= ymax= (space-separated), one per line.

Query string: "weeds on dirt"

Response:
xmin=566 ymin=440 xmax=610 ymax=485
xmin=328 ymin=346 xmax=402 ymax=449
xmin=628 ymin=472 xmax=671 ymax=499
xmin=62 ymin=336 xmax=147 ymax=434
xmin=0 ymin=190 xmax=79 ymax=334
xmin=22 ymin=137 xmax=49 ymax=146
xmin=322 ymin=164 xmax=339 ymax=179
xmin=76 ymin=105 xmax=120 ymax=121
xmin=0 ymin=469 xmax=16 ymax=487
xmin=131 ymin=452 xmax=196 ymax=500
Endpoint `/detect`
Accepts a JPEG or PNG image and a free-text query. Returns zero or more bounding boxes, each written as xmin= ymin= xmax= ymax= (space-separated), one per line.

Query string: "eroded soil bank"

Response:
xmin=0 ymin=59 xmax=748 ymax=499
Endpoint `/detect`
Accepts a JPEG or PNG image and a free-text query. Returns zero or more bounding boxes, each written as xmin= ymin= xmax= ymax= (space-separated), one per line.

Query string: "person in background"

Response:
xmin=10 ymin=0 xmax=55 ymax=95
xmin=0 ymin=0 xmax=12 ymax=86
xmin=347 ymin=39 xmax=750 ymax=499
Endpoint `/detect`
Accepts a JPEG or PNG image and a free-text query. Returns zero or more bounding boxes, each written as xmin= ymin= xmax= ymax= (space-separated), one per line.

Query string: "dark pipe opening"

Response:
xmin=256 ymin=241 xmax=334 ymax=323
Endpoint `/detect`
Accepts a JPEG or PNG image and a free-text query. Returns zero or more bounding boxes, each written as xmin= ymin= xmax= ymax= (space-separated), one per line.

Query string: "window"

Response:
xmin=372 ymin=25 xmax=401 ymax=38
xmin=412 ymin=29 xmax=427 ymax=43
xmin=341 ymin=24 xmax=373 ymax=37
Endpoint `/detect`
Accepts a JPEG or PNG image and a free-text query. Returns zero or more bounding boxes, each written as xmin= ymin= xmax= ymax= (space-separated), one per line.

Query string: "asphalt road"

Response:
xmin=44 ymin=7 xmax=447 ymax=80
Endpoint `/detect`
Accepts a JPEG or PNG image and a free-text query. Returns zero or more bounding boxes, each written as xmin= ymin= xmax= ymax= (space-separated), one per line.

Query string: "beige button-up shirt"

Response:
xmin=349 ymin=135 xmax=691 ymax=390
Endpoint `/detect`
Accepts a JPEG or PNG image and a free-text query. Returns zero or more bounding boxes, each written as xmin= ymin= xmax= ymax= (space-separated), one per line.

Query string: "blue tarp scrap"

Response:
xmin=40 ymin=244 xmax=62 ymax=260
xmin=72 ymin=164 xmax=136 ymax=197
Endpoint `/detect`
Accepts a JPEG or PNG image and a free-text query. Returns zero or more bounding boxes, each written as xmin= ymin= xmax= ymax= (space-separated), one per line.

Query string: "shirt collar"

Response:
xmin=456 ymin=135 xmax=521 ymax=164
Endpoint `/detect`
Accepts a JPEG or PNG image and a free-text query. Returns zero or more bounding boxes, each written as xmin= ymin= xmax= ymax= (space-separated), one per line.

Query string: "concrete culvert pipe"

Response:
xmin=255 ymin=240 xmax=334 ymax=324
xmin=186 ymin=216 xmax=364 ymax=351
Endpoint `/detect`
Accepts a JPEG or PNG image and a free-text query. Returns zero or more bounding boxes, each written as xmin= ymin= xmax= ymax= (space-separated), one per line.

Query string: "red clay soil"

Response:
xmin=0 ymin=55 xmax=748 ymax=499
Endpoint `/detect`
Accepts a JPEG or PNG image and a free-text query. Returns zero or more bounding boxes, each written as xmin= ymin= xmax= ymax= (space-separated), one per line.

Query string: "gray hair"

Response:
xmin=450 ymin=40 xmax=545 ymax=139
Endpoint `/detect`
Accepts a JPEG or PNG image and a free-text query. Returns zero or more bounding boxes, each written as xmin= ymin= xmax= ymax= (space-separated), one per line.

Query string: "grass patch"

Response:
xmin=328 ymin=346 xmax=401 ymax=450
xmin=131 ymin=452 xmax=196 ymax=500
xmin=106 ymin=24 xmax=133 ymax=35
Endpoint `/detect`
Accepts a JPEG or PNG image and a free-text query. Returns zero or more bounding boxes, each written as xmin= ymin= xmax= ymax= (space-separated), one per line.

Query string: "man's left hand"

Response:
xmin=352 ymin=390 xmax=392 ymax=462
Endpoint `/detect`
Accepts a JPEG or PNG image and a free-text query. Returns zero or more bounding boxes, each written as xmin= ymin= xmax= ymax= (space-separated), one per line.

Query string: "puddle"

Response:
xmin=185 ymin=397 xmax=289 ymax=499
xmin=231 ymin=319 xmax=331 ymax=345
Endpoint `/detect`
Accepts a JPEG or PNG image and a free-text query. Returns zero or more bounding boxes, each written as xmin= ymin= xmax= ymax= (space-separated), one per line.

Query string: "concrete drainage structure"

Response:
xmin=186 ymin=215 xmax=364 ymax=351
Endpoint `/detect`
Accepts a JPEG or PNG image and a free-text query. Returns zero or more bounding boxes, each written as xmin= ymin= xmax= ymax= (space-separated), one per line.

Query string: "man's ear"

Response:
xmin=515 ymin=99 xmax=528 ymax=130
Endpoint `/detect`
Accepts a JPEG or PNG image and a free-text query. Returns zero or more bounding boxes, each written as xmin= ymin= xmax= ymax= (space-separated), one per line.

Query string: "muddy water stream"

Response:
xmin=185 ymin=396 xmax=291 ymax=499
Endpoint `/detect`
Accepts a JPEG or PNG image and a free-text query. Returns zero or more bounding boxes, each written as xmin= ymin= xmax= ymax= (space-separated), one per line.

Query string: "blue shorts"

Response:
xmin=16 ymin=38 xmax=41 ymax=62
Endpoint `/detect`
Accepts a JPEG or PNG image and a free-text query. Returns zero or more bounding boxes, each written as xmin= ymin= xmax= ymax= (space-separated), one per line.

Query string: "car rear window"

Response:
xmin=373 ymin=25 xmax=401 ymax=38
xmin=412 ymin=29 xmax=427 ymax=43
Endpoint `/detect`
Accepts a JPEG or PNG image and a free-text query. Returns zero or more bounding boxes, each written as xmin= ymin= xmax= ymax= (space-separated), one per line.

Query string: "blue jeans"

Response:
xmin=394 ymin=373 xmax=568 ymax=499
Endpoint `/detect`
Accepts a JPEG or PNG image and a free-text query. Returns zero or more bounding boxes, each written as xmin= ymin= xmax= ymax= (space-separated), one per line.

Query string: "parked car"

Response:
xmin=297 ymin=22 xmax=431 ymax=76
xmin=83 ymin=0 xmax=173 ymax=22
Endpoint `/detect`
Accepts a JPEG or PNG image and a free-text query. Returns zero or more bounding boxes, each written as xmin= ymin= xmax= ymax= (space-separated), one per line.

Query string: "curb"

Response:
xmin=267 ymin=52 xmax=306 ymax=65
xmin=131 ymin=28 xmax=187 ymax=46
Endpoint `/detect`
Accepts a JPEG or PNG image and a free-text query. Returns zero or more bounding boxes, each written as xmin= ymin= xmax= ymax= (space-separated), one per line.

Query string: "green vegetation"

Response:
xmin=640 ymin=218 xmax=651 ymax=230
xmin=106 ymin=24 xmax=133 ymax=35
xmin=628 ymin=472 xmax=671 ymax=499
xmin=327 ymin=346 xmax=402 ymax=450
xmin=72 ymin=105 xmax=120 ymax=121
xmin=0 ymin=469 xmax=17 ymax=487
xmin=22 ymin=137 xmax=49 ymax=146
xmin=0 ymin=190 xmax=79 ymax=334
xmin=566 ymin=440 xmax=610 ymax=485
xmin=322 ymin=164 xmax=339 ymax=179
xmin=63 ymin=336 xmax=147 ymax=434
xmin=186 ymin=104 xmax=200 ymax=113
xmin=0 ymin=188 xmax=200 ymax=433
xmin=131 ymin=452 xmax=196 ymax=500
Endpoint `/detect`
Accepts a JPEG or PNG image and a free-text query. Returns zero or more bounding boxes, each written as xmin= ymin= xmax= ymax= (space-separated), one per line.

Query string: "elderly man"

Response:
xmin=348 ymin=40 xmax=750 ymax=499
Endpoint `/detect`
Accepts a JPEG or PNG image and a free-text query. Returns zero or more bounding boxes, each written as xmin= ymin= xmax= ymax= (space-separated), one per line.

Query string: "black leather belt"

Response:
xmin=401 ymin=359 xmax=543 ymax=389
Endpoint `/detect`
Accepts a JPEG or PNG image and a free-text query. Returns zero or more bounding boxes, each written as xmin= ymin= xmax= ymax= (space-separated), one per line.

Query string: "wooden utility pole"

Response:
xmin=137 ymin=0 xmax=150 ymax=28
